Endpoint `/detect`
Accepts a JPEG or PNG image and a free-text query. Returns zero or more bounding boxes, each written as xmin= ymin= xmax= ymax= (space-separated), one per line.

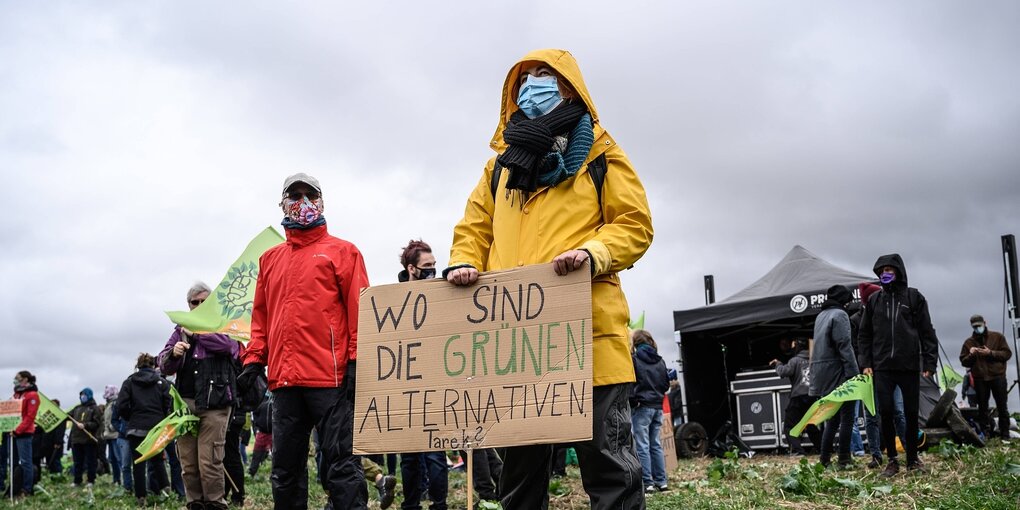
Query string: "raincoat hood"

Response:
xmin=129 ymin=368 xmax=162 ymax=387
xmin=873 ymin=253 xmax=908 ymax=286
xmin=635 ymin=343 xmax=662 ymax=364
xmin=490 ymin=49 xmax=601 ymax=153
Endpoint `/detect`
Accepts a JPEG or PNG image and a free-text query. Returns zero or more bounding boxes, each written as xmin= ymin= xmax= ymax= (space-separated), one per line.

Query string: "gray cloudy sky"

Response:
xmin=2 ymin=2 xmax=1019 ymax=411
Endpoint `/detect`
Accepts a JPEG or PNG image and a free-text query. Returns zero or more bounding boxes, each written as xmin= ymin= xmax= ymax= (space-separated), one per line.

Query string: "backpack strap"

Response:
xmin=489 ymin=153 xmax=609 ymax=204
xmin=587 ymin=153 xmax=608 ymax=205
xmin=491 ymin=161 xmax=503 ymax=200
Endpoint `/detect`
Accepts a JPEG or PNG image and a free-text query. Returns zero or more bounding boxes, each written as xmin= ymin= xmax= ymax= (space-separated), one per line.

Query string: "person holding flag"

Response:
xmin=117 ymin=353 xmax=172 ymax=506
xmin=808 ymin=285 xmax=859 ymax=469
xmin=858 ymin=254 xmax=939 ymax=477
xmin=68 ymin=387 xmax=103 ymax=488
xmin=158 ymin=282 xmax=240 ymax=510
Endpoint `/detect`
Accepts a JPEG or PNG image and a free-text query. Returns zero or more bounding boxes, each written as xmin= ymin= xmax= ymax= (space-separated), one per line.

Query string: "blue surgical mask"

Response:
xmin=80 ymin=394 xmax=89 ymax=404
xmin=974 ymin=325 xmax=985 ymax=335
xmin=879 ymin=271 xmax=896 ymax=285
xmin=517 ymin=75 xmax=563 ymax=119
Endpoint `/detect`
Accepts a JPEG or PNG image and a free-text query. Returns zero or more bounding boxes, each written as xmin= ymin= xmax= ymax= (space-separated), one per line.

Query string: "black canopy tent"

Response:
xmin=672 ymin=245 xmax=876 ymax=437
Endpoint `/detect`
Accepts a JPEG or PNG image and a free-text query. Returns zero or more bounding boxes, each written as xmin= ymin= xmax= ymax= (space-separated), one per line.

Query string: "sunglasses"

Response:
xmin=286 ymin=191 xmax=320 ymax=201
xmin=190 ymin=299 xmax=205 ymax=306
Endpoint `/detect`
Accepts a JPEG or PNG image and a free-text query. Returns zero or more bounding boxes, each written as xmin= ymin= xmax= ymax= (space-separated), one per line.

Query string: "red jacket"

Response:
xmin=243 ymin=225 xmax=369 ymax=390
xmin=14 ymin=386 xmax=39 ymax=436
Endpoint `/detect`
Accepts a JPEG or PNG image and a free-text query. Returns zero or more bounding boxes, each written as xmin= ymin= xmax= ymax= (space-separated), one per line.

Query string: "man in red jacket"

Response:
xmin=239 ymin=173 xmax=369 ymax=510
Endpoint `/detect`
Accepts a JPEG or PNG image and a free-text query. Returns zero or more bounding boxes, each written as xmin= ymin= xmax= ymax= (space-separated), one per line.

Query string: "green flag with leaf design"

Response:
xmin=135 ymin=386 xmax=199 ymax=464
xmin=791 ymin=374 xmax=875 ymax=436
xmin=166 ymin=227 xmax=284 ymax=341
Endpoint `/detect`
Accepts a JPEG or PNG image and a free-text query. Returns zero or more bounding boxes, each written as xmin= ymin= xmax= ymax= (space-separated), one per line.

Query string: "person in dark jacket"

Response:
xmin=396 ymin=239 xmax=443 ymax=510
xmin=959 ymin=314 xmax=1012 ymax=439
xmin=858 ymin=254 xmax=939 ymax=477
xmin=158 ymin=281 xmax=240 ymax=510
xmin=809 ymin=285 xmax=859 ymax=468
xmin=629 ymin=330 xmax=670 ymax=493
xmin=69 ymin=387 xmax=103 ymax=487
xmin=771 ymin=339 xmax=821 ymax=455
xmin=117 ymin=353 xmax=172 ymax=505
xmin=47 ymin=398 xmax=67 ymax=475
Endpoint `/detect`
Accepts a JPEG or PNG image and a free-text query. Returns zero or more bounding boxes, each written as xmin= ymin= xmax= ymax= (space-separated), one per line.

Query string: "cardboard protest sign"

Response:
xmin=660 ymin=412 xmax=678 ymax=473
xmin=0 ymin=399 xmax=21 ymax=433
xmin=354 ymin=263 xmax=593 ymax=454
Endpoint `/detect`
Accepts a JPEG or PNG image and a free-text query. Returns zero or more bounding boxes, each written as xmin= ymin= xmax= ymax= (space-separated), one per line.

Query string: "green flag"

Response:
xmin=629 ymin=311 xmax=645 ymax=330
xmin=135 ymin=386 xmax=199 ymax=464
xmin=166 ymin=227 xmax=284 ymax=341
xmin=35 ymin=392 xmax=69 ymax=433
xmin=938 ymin=363 xmax=964 ymax=392
xmin=791 ymin=374 xmax=876 ymax=436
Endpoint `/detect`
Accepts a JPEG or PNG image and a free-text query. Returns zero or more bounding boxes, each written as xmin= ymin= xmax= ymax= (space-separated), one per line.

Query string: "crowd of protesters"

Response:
xmin=771 ymin=254 xmax=1015 ymax=479
xmin=2 ymin=47 xmax=1016 ymax=510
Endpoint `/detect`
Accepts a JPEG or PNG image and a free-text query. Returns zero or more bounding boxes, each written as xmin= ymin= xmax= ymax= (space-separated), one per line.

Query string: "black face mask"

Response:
xmin=415 ymin=267 xmax=437 ymax=280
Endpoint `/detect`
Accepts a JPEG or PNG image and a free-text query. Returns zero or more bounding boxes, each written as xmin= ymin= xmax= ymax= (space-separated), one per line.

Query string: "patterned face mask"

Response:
xmin=283 ymin=196 xmax=323 ymax=225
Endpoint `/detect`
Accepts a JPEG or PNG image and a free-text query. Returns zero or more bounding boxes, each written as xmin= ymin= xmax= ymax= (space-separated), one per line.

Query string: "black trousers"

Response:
xmin=819 ymin=402 xmax=854 ymax=464
xmin=400 ymin=451 xmax=449 ymax=510
xmin=128 ymin=435 xmax=168 ymax=499
xmin=498 ymin=383 xmax=643 ymax=510
xmin=874 ymin=371 xmax=920 ymax=464
xmin=71 ymin=443 xmax=98 ymax=484
xmin=272 ymin=386 xmax=366 ymax=510
xmin=224 ymin=415 xmax=245 ymax=503
xmin=784 ymin=395 xmax=822 ymax=454
xmin=459 ymin=449 xmax=502 ymax=501
xmin=974 ymin=376 xmax=1011 ymax=438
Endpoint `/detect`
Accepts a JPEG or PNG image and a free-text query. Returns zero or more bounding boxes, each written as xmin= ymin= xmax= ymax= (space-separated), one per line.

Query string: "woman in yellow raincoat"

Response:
xmin=445 ymin=49 xmax=653 ymax=510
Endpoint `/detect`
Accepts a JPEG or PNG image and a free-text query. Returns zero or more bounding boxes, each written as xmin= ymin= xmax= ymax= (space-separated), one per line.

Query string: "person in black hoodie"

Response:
xmin=858 ymin=254 xmax=939 ymax=477
xmin=117 ymin=353 xmax=172 ymax=505
xmin=629 ymin=329 xmax=670 ymax=494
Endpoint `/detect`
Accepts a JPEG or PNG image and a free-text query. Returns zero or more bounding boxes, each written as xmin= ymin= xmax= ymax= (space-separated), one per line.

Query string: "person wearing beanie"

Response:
xmin=858 ymin=254 xmax=939 ymax=477
xmin=238 ymin=173 xmax=370 ymax=509
xmin=959 ymin=314 xmax=1012 ymax=439
xmin=808 ymin=285 xmax=859 ymax=468
xmin=69 ymin=386 xmax=103 ymax=487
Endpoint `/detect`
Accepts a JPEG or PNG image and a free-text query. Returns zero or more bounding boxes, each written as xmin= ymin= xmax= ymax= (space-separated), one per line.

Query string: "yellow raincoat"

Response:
xmin=449 ymin=49 xmax=654 ymax=387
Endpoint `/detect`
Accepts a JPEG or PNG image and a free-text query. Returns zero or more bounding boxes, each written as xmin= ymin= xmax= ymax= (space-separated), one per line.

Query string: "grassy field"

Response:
xmin=6 ymin=439 xmax=1019 ymax=509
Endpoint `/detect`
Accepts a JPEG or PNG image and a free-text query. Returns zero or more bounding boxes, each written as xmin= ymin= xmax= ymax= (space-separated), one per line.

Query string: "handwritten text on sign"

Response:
xmin=354 ymin=263 xmax=593 ymax=454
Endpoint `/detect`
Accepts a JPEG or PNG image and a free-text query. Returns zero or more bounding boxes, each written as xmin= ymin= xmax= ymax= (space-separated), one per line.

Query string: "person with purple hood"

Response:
xmin=158 ymin=282 xmax=241 ymax=510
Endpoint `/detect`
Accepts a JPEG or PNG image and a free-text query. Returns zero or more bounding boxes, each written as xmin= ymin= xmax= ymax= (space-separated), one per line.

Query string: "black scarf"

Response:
xmin=497 ymin=100 xmax=588 ymax=193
